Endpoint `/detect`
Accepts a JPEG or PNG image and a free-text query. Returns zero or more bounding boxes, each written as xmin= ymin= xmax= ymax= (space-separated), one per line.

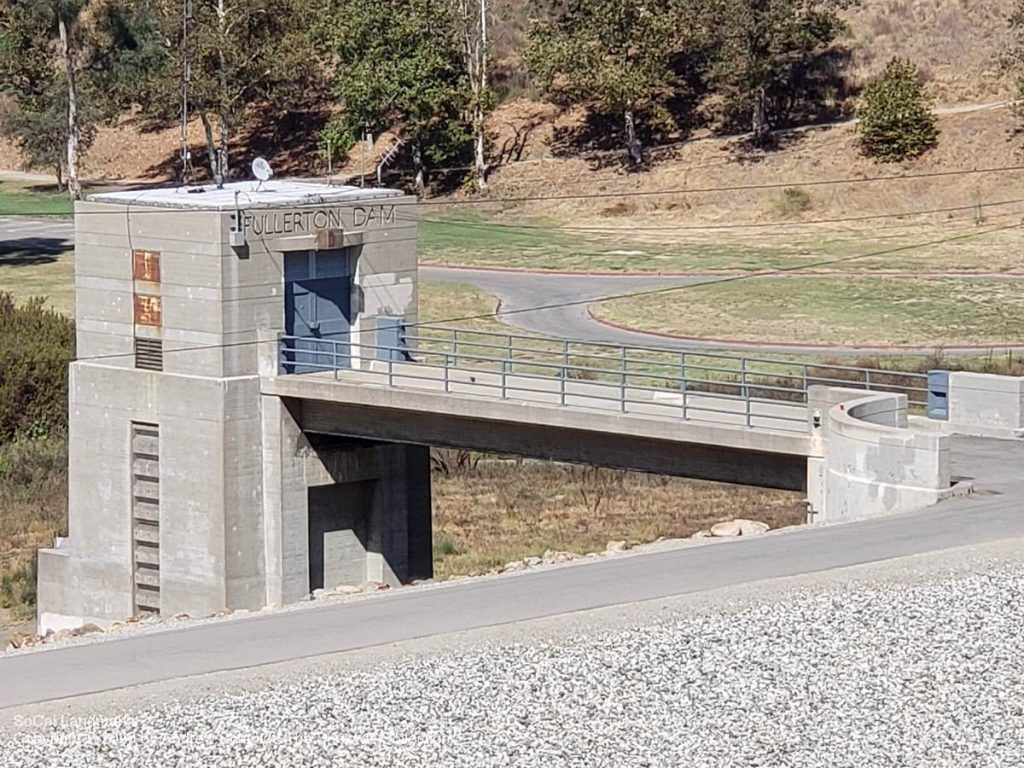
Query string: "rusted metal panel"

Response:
xmin=134 ymin=294 xmax=162 ymax=327
xmin=132 ymin=249 xmax=161 ymax=283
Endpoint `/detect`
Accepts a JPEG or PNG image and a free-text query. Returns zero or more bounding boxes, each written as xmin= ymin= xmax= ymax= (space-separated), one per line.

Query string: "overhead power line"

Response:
xmin=68 ymin=217 xmax=1023 ymax=365
xmin=407 ymin=220 xmax=1024 ymax=328
xmin=413 ymin=163 xmax=1024 ymax=208
xmin=421 ymin=197 xmax=1024 ymax=234
xmin=4 ymin=163 xmax=1024 ymax=217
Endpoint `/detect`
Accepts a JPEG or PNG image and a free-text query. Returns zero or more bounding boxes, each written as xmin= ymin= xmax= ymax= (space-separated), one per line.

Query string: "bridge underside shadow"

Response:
xmin=267 ymin=394 xmax=810 ymax=602
xmin=291 ymin=397 xmax=808 ymax=492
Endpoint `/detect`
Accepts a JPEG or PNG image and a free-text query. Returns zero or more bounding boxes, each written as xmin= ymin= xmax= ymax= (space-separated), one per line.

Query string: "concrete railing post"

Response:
xmin=620 ymin=346 xmax=627 ymax=413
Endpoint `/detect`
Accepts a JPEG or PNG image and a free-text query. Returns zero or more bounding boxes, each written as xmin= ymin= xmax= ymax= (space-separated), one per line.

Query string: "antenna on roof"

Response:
xmin=179 ymin=0 xmax=194 ymax=185
xmin=252 ymin=157 xmax=273 ymax=192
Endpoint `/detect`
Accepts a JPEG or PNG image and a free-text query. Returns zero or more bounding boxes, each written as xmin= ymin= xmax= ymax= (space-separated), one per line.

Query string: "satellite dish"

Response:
xmin=252 ymin=157 xmax=273 ymax=186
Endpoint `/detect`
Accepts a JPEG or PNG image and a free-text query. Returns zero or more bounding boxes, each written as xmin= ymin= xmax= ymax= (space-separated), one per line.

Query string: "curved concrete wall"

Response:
xmin=822 ymin=391 xmax=952 ymax=521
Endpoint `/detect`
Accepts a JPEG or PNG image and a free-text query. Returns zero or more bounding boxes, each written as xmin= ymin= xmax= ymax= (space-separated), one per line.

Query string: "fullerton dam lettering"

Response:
xmin=241 ymin=205 xmax=397 ymax=237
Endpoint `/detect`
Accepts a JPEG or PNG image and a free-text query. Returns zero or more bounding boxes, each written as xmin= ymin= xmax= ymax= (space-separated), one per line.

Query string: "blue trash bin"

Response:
xmin=927 ymin=370 xmax=949 ymax=420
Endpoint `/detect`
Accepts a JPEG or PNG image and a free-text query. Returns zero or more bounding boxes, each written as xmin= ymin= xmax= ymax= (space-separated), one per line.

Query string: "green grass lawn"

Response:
xmin=419 ymin=211 xmax=1024 ymax=274
xmin=0 ymin=181 xmax=75 ymax=314
xmin=0 ymin=180 xmax=73 ymax=216
xmin=0 ymin=250 xmax=75 ymax=316
xmin=593 ymin=276 xmax=1024 ymax=348
xmin=420 ymin=213 xmax=784 ymax=272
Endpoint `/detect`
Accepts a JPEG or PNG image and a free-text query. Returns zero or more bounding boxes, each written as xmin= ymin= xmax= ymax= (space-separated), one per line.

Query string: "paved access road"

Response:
xmin=422 ymin=266 xmax=1024 ymax=355
xmin=0 ymin=216 xmax=73 ymax=267
xmin=2 ymin=436 xmax=1021 ymax=710
xmin=3 ymin=214 xmax=1022 ymax=354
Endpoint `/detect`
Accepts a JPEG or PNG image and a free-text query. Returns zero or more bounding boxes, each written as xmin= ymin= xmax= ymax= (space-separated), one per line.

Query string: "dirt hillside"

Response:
xmin=0 ymin=0 xmax=1018 ymax=226
xmin=480 ymin=106 xmax=1023 ymax=227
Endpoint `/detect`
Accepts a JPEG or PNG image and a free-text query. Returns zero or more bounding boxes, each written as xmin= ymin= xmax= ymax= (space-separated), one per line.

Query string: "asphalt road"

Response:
xmin=3 ymin=214 xmax=1022 ymax=355
xmin=422 ymin=266 xmax=1024 ymax=355
xmin=0 ymin=216 xmax=73 ymax=266
xmin=1 ymin=436 xmax=1021 ymax=710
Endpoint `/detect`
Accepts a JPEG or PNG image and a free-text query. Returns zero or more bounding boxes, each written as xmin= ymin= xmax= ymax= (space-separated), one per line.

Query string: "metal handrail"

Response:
xmin=412 ymin=324 xmax=932 ymax=378
xmin=277 ymin=335 xmax=815 ymax=433
xmin=277 ymin=326 xmax=932 ymax=434
xmin=405 ymin=325 xmax=930 ymax=398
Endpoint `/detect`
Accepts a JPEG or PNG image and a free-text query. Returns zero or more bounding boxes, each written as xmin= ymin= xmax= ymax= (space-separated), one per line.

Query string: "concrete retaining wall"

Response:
xmin=818 ymin=388 xmax=955 ymax=522
xmin=948 ymin=372 xmax=1024 ymax=440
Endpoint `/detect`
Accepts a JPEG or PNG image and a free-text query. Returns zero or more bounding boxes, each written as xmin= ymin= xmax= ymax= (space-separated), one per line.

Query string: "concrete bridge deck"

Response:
xmin=262 ymin=330 xmax=935 ymax=490
xmin=263 ymin=361 xmax=815 ymax=491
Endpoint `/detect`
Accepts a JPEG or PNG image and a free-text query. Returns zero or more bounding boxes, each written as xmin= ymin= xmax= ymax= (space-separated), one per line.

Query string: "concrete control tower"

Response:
xmin=37 ymin=180 xmax=431 ymax=632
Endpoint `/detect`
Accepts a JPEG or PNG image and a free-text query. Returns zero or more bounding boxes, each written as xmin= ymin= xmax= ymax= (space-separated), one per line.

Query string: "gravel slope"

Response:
xmin=2 ymin=553 xmax=1022 ymax=768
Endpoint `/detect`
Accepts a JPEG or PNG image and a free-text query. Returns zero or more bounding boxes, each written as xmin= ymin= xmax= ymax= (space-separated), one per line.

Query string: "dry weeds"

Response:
xmin=432 ymin=456 xmax=805 ymax=580
xmin=843 ymin=0 xmax=1014 ymax=103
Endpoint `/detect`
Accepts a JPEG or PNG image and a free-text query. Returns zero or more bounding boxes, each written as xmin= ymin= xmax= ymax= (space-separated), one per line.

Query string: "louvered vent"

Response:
xmin=134 ymin=338 xmax=163 ymax=371
xmin=131 ymin=423 xmax=160 ymax=616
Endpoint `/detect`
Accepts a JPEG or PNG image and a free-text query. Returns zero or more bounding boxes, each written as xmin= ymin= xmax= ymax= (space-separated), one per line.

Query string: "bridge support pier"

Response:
xmin=264 ymin=398 xmax=432 ymax=604
xmin=304 ymin=440 xmax=433 ymax=592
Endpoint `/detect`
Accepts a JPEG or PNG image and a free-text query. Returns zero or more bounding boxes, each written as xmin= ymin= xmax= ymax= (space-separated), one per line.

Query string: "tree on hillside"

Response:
xmin=0 ymin=1 xmax=92 ymax=198
xmin=857 ymin=57 xmax=937 ymax=162
xmin=0 ymin=0 xmax=164 ymax=197
xmin=707 ymin=0 xmax=848 ymax=144
xmin=525 ymin=0 xmax=685 ymax=165
xmin=457 ymin=0 xmax=492 ymax=190
xmin=140 ymin=0 xmax=322 ymax=182
xmin=1006 ymin=1 xmax=1024 ymax=137
xmin=320 ymin=0 xmax=472 ymax=194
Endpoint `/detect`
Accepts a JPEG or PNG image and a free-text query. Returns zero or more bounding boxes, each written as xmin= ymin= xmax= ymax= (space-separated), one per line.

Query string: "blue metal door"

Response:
xmin=284 ymin=250 xmax=352 ymax=374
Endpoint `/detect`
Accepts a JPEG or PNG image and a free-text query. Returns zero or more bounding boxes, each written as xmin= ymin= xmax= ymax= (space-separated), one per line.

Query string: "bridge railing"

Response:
xmin=409 ymin=325 xmax=930 ymax=408
xmin=277 ymin=327 xmax=929 ymax=434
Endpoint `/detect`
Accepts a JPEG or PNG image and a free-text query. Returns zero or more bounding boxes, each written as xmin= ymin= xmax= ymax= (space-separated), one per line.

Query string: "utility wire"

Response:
xmin=407 ymin=220 xmax=1024 ymax=328
xmin=422 ymin=197 xmax=1024 ymax=234
xmin=6 ymin=162 xmax=1024 ymax=217
xmin=68 ymin=217 xmax=1024 ymax=365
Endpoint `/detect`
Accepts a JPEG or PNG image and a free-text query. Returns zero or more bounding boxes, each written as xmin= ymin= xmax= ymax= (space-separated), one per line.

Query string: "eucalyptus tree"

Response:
xmin=139 ymin=0 xmax=322 ymax=181
xmin=525 ymin=0 xmax=688 ymax=165
xmin=706 ymin=0 xmax=850 ymax=143
xmin=320 ymin=0 xmax=472 ymax=194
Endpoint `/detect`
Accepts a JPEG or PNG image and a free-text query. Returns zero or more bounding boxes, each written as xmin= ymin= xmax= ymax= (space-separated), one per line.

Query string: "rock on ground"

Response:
xmin=710 ymin=519 xmax=770 ymax=537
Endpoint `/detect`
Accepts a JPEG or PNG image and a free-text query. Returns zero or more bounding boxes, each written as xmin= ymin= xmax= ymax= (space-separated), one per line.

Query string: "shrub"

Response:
xmin=773 ymin=187 xmax=812 ymax=217
xmin=0 ymin=293 xmax=74 ymax=442
xmin=0 ymin=560 xmax=37 ymax=620
xmin=436 ymin=536 xmax=461 ymax=557
xmin=857 ymin=58 xmax=938 ymax=162
xmin=0 ymin=436 xmax=68 ymax=570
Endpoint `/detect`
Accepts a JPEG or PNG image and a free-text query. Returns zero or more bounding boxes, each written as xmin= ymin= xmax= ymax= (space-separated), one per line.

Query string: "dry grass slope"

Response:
xmin=843 ymin=0 xmax=1015 ymax=102
xmin=432 ymin=456 xmax=805 ymax=579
